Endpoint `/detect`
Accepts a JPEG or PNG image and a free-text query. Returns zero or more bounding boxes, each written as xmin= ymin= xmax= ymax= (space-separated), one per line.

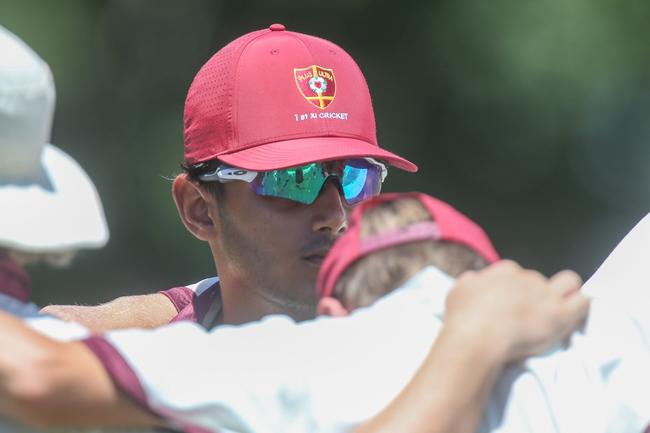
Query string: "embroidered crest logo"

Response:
xmin=294 ymin=65 xmax=336 ymax=109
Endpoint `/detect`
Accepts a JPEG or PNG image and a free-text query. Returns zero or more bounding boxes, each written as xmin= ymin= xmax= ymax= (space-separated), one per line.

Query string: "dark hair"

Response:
xmin=180 ymin=160 xmax=225 ymax=198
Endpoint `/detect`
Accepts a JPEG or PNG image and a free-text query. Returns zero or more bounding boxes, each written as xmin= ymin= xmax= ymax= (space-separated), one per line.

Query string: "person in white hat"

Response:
xmin=0 ymin=24 xmax=150 ymax=433
xmin=0 ymin=25 xmax=109 ymax=306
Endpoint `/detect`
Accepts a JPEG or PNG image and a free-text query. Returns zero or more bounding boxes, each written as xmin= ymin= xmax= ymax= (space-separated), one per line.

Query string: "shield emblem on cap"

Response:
xmin=294 ymin=65 xmax=336 ymax=110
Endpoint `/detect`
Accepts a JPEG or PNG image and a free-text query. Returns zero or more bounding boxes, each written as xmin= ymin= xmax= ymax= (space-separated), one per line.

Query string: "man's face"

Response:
xmin=212 ymin=175 xmax=350 ymax=321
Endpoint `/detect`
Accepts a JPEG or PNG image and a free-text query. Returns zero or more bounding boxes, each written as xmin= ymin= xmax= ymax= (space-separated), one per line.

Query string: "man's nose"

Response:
xmin=311 ymin=180 xmax=348 ymax=235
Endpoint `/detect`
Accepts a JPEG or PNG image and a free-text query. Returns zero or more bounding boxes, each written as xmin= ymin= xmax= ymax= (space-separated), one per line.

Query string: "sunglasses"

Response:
xmin=197 ymin=158 xmax=388 ymax=205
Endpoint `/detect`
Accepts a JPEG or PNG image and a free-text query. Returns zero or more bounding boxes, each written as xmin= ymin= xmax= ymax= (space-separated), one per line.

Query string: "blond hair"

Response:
xmin=333 ymin=198 xmax=488 ymax=310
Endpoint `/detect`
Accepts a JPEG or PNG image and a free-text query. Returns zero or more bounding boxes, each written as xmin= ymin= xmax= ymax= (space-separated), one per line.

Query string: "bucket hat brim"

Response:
xmin=0 ymin=144 xmax=109 ymax=252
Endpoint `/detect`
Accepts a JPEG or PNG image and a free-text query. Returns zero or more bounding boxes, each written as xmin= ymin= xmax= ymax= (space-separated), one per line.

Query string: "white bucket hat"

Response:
xmin=0 ymin=25 xmax=109 ymax=253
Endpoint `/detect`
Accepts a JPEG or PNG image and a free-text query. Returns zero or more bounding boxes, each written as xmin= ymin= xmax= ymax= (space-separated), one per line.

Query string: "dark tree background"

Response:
xmin=1 ymin=0 xmax=648 ymax=305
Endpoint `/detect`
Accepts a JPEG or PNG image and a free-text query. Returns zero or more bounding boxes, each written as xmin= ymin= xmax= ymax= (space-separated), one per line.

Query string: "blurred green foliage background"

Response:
xmin=1 ymin=0 xmax=649 ymax=305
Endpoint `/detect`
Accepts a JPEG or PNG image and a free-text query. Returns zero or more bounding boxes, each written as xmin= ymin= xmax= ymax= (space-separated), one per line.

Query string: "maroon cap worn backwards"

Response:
xmin=316 ymin=192 xmax=500 ymax=299
xmin=183 ymin=24 xmax=417 ymax=172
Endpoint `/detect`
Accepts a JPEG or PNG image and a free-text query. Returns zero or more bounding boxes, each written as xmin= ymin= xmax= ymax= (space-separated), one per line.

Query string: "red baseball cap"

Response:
xmin=317 ymin=192 xmax=500 ymax=299
xmin=183 ymin=24 xmax=417 ymax=172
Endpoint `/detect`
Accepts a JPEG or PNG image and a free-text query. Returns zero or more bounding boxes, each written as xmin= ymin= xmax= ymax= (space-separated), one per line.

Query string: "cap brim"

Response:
xmin=0 ymin=144 xmax=109 ymax=253
xmin=216 ymin=137 xmax=418 ymax=172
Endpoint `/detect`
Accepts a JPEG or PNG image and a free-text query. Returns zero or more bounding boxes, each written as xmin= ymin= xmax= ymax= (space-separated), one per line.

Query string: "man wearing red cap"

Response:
xmin=0 ymin=26 xmax=597 ymax=432
xmin=44 ymin=23 xmax=417 ymax=329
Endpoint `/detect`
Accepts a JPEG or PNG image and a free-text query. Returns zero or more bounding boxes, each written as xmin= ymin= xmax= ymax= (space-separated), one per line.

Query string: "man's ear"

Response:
xmin=172 ymin=174 xmax=218 ymax=241
xmin=317 ymin=296 xmax=349 ymax=317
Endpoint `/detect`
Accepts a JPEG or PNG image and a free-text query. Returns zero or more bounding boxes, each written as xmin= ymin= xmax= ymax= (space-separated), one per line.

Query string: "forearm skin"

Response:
xmin=41 ymin=293 xmax=178 ymax=333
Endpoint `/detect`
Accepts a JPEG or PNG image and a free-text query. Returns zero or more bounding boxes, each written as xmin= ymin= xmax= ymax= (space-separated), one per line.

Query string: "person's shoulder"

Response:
xmin=165 ymin=277 xmax=222 ymax=325
xmin=186 ymin=276 xmax=220 ymax=296
xmin=160 ymin=276 xmax=220 ymax=314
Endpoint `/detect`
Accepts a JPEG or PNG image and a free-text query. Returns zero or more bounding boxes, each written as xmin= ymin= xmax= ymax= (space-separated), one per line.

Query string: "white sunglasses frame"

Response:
xmin=198 ymin=158 xmax=388 ymax=184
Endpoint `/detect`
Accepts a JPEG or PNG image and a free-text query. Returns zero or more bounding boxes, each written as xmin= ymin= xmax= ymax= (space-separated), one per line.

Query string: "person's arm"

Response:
xmin=40 ymin=292 xmax=178 ymax=333
xmin=0 ymin=311 xmax=157 ymax=428
xmin=354 ymin=261 xmax=589 ymax=433
xmin=0 ymin=261 xmax=589 ymax=432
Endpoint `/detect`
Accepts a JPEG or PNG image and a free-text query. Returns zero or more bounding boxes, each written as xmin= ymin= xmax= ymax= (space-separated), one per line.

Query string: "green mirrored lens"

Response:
xmin=255 ymin=163 xmax=327 ymax=204
xmin=251 ymin=159 xmax=384 ymax=205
